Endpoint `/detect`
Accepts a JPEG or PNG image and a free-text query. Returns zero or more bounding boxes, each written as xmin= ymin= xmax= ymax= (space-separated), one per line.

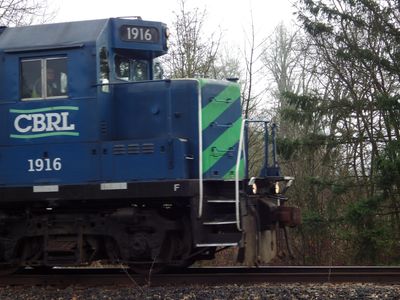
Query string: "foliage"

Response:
xmin=277 ymin=0 xmax=400 ymax=265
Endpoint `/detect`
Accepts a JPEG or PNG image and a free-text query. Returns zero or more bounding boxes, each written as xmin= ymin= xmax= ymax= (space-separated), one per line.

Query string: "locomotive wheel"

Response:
xmin=129 ymin=232 xmax=180 ymax=275
xmin=165 ymin=219 xmax=195 ymax=271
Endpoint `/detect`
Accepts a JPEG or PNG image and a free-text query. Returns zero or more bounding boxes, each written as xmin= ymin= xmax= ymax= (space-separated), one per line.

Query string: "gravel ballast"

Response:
xmin=1 ymin=283 xmax=400 ymax=299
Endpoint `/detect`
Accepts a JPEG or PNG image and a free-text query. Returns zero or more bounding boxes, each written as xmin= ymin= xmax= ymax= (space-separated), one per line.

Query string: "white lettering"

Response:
xmin=32 ymin=113 xmax=46 ymax=132
xmin=174 ymin=184 xmax=180 ymax=191
xmin=61 ymin=112 xmax=75 ymax=130
xmin=28 ymin=157 xmax=62 ymax=172
xmin=14 ymin=114 xmax=32 ymax=133
xmin=13 ymin=112 xmax=76 ymax=134
xmin=45 ymin=113 xmax=62 ymax=131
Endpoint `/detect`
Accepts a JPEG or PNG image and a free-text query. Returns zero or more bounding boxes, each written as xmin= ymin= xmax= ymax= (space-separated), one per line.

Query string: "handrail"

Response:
xmin=235 ymin=119 xmax=247 ymax=231
xmin=197 ymin=83 xmax=204 ymax=218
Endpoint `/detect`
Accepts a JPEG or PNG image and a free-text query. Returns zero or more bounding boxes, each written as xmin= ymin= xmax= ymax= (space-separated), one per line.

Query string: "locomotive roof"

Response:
xmin=0 ymin=19 xmax=109 ymax=52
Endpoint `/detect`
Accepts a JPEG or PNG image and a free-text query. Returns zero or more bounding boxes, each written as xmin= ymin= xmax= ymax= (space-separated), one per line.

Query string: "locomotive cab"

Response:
xmin=0 ymin=17 xmax=299 ymax=273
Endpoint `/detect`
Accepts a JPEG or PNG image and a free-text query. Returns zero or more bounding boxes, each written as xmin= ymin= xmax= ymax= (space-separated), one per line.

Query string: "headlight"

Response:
xmin=275 ymin=182 xmax=280 ymax=194
xmin=252 ymin=183 xmax=257 ymax=194
xmin=248 ymin=177 xmax=257 ymax=194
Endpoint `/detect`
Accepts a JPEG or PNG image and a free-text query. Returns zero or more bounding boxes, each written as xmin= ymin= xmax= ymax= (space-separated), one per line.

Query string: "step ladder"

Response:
xmin=197 ymin=119 xmax=248 ymax=226
xmin=196 ymin=119 xmax=278 ymax=247
xmin=195 ymin=196 xmax=242 ymax=247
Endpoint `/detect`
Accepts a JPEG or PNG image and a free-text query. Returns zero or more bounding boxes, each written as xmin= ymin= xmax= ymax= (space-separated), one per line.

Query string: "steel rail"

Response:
xmin=2 ymin=266 xmax=400 ymax=287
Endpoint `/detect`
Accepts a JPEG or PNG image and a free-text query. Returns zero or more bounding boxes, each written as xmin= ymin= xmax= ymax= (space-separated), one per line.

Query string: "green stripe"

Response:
xmin=10 ymin=106 xmax=79 ymax=114
xmin=201 ymin=84 xmax=240 ymax=130
xmin=203 ymin=118 xmax=242 ymax=173
xmin=10 ymin=132 xmax=80 ymax=139
xmin=223 ymin=158 xmax=245 ymax=180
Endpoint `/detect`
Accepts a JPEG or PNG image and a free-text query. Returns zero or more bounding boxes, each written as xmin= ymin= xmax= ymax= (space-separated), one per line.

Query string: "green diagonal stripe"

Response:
xmin=223 ymin=158 xmax=245 ymax=180
xmin=201 ymin=84 xmax=240 ymax=130
xmin=9 ymin=106 xmax=79 ymax=114
xmin=203 ymin=117 xmax=242 ymax=173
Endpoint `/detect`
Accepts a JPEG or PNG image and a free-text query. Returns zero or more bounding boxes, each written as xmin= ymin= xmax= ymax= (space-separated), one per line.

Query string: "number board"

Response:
xmin=120 ymin=25 xmax=160 ymax=43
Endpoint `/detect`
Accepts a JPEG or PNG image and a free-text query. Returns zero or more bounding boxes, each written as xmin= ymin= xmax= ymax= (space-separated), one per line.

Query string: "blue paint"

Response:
xmin=0 ymin=18 xmax=246 ymax=188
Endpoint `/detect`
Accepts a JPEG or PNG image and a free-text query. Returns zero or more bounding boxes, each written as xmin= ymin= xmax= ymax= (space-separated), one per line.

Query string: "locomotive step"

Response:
xmin=196 ymin=242 xmax=238 ymax=247
xmin=207 ymin=199 xmax=236 ymax=203
xmin=202 ymin=220 xmax=236 ymax=225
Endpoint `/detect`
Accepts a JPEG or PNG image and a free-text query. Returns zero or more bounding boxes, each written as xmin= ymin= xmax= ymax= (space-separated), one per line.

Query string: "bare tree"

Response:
xmin=0 ymin=0 xmax=53 ymax=27
xmin=211 ymin=46 xmax=242 ymax=80
xmin=263 ymin=24 xmax=308 ymax=111
xmin=238 ymin=9 xmax=281 ymax=177
xmin=163 ymin=0 xmax=221 ymax=79
xmin=240 ymin=12 xmax=269 ymax=120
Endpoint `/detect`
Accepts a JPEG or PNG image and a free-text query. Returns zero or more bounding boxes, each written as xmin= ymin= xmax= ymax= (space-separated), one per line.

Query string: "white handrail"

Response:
xmin=197 ymin=83 xmax=204 ymax=218
xmin=235 ymin=118 xmax=247 ymax=231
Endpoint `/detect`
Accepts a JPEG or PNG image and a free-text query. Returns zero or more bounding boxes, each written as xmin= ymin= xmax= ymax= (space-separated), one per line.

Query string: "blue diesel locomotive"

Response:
xmin=0 ymin=17 xmax=300 ymax=273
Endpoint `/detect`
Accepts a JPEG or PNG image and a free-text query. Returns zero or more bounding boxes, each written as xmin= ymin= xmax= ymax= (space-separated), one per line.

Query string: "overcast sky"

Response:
xmin=50 ymin=0 xmax=296 ymax=46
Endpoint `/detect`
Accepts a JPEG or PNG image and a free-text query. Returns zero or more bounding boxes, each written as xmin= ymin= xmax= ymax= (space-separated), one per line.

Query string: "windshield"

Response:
xmin=115 ymin=55 xmax=149 ymax=81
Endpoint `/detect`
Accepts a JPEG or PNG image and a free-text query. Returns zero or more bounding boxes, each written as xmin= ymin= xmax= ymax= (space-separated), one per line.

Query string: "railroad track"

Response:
xmin=2 ymin=266 xmax=400 ymax=287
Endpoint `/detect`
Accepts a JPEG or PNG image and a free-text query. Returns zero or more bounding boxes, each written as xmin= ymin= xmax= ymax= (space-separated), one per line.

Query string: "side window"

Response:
xmin=21 ymin=60 xmax=41 ymax=99
xmin=20 ymin=57 xmax=68 ymax=100
xmin=153 ymin=60 xmax=164 ymax=80
xmin=47 ymin=59 xmax=67 ymax=96
xmin=99 ymin=47 xmax=110 ymax=93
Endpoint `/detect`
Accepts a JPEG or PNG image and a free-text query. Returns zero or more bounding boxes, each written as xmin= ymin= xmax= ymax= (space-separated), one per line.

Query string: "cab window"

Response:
xmin=99 ymin=47 xmax=110 ymax=93
xmin=115 ymin=55 xmax=149 ymax=81
xmin=20 ymin=57 xmax=68 ymax=100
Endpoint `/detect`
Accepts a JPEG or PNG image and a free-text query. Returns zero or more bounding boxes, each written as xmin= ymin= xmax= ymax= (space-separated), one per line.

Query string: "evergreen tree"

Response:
xmin=293 ymin=0 xmax=400 ymax=264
